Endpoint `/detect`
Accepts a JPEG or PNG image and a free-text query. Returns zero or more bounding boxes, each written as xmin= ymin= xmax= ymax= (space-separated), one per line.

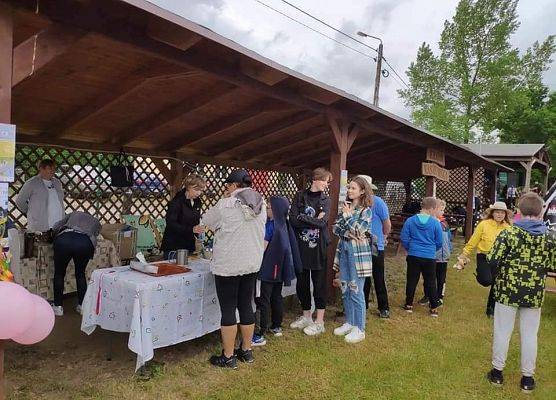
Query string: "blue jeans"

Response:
xmin=338 ymin=241 xmax=367 ymax=331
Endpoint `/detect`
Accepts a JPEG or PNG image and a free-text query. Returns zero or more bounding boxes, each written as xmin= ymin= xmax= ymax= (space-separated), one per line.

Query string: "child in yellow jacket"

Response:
xmin=456 ymin=202 xmax=512 ymax=317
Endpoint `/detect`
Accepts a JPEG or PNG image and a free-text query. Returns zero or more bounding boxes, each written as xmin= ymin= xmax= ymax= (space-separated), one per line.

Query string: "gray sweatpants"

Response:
xmin=492 ymin=302 xmax=541 ymax=377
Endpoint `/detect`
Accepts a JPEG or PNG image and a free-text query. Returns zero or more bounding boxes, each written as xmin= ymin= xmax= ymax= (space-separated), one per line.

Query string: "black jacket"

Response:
xmin=161 ymin=189 xmax=201 ymax=253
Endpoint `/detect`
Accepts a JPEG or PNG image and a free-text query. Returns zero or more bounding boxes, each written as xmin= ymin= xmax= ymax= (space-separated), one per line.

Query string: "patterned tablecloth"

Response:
xmin=80 ymin=259 xmax=221 ymax=371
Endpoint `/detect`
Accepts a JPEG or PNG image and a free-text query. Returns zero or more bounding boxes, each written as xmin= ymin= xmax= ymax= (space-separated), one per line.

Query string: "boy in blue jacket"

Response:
xmin=401 ymin=197 xmax=443 ymax=317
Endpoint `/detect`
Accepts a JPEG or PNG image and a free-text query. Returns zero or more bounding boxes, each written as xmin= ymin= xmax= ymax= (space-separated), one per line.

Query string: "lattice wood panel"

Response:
xmin=373 ymin=181 xmax=407 ymax=214
xmin=10 ymin=146 xmax=301 ymax=233
xmin=10 ymin=146 xmax=171 ymax=227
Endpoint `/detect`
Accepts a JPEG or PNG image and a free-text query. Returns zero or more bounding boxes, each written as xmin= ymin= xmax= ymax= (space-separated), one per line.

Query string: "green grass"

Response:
xmin=5 ymin=239 xmax=556 ymax=399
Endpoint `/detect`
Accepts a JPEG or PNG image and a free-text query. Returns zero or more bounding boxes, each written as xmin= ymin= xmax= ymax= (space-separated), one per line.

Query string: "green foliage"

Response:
xmin=399 ymin=0 xmax=555 ymax=144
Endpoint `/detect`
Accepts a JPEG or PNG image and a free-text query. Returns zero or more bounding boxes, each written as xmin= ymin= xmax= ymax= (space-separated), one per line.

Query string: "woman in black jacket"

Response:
xmin=161 ymin=174 xmax=207 ymax=258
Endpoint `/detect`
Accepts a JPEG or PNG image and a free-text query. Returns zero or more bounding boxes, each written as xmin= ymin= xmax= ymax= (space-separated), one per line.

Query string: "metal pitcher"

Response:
xmin=176 ymin=249 xmax=188 ymax=266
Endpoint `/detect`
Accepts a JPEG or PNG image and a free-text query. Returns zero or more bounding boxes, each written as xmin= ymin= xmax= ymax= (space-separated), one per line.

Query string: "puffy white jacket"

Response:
xmin=202 ymin=188 xmax=266 ymax=276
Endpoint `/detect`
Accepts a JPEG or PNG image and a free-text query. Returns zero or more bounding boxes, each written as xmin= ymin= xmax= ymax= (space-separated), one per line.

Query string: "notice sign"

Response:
xmin=422 ymin=162 xmax=450 ymax=182
xmin=426 ymin=148 xmax=446 ymax=166
xmin=0 ymin=124 xmax=15 ymax=182
xmin=339 ymin=169 xmax=348 ymax=209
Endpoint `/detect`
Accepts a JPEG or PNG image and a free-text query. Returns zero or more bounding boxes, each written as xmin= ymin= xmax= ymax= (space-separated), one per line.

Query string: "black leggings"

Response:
xmin=53 ymin=232 xmax=95 ymax=306
xmin=296 ymin=268 xmax=327 ymax=310
xmin=476 ymin=253 xmax=497 ymax=312
xmin=364 ymin=251 xmax=389 ymax=311
xmin=214 ymin=273 xmax=257 ymax=326
xmin=405 ymin=256 xmax=439 ymax=309
xmin=256 ymin=281 xmax=284 ymax=335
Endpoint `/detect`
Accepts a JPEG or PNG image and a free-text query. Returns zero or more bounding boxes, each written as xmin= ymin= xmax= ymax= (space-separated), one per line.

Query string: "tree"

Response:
xmin=399 ymin=0 xmax=555 ymax=143
xmin=497 ymin=89 xmax=556 ymax=177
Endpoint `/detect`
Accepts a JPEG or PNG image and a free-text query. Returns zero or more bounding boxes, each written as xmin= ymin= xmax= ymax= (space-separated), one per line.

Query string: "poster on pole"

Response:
xmin=338 ymin=169 xmax=348 ymax=211
xmin=0 ymin=124 xmax=16 ymax=182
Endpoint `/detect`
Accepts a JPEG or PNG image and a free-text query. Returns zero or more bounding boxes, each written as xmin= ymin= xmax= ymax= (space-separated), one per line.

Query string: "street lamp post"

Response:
xmin=357 ymin=31 xmax=383 ymax=107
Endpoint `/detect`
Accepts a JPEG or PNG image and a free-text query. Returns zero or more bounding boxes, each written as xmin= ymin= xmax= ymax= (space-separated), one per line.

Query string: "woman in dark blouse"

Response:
xmin=161 ymin=174 xmax=206 ymax=258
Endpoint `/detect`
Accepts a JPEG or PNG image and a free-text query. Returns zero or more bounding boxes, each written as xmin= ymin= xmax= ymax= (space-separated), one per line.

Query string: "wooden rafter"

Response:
xmin=111 ymin=83 xmax=237 ymax=146
xmin=45 ymin=63 xmax=197 ymax=139
xmin=250 ymin=127 xmax=329 ymax=161
xmin=156 ymin=101 xmax=288 ymax=151
xmin=214 ymin=111 xmax=318 ymax=157
xmin=12 ymin=22 xmax=87 ymax=86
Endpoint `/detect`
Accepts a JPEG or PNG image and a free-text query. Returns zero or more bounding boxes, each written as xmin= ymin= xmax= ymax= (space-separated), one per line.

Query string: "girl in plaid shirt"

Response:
xmin=332 ymin=176 xmax=373 ymax=344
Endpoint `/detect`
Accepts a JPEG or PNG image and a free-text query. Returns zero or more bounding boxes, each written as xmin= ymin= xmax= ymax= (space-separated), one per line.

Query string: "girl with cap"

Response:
xmin=456 ymin=201 xmax=512 ymax=317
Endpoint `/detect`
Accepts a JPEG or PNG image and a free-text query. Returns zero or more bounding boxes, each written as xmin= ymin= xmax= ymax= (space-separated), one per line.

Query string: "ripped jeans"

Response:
xmin=338 ymin=242 xmax=367 ymax=331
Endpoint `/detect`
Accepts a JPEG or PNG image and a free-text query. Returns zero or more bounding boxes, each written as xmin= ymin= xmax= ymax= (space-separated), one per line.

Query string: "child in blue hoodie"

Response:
xmin=253 ymin=196 xmax=302 ymax=346
xmin=401 ymin=197 xmax=443 ymax=317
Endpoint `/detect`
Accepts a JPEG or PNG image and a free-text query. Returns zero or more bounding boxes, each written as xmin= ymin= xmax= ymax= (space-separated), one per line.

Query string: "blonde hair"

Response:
xmin=421 ymin=197 xmax=437 ymax=211
xmin=436 ymin=199 xmax=446 ymax=208
xmin=312 ymin=167 xmax=332 ymax=182
xmin=350 ymin=176 xmax=374 ymax=208
xmin=184 ymin=174 xmax=207 ymax=190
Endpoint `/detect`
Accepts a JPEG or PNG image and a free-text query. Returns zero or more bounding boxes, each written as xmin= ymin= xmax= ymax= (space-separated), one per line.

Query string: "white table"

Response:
xmin=81 ymin=259 xmax=220 ymax=371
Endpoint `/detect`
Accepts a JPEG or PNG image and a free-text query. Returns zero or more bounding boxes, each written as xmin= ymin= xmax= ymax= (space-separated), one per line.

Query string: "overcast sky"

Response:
xmin=147 ymin=0 xmax=556 ymax=119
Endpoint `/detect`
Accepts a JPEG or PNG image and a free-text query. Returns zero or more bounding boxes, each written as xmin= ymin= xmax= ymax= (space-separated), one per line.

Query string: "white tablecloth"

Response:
xmin=81 ymin=259 xmax=220 ymax=370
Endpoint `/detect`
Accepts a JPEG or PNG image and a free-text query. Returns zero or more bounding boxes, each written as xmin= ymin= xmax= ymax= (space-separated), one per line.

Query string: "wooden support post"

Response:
xmin=465 ymin=165 xmax=477 ymax=241
xmin=404 ymin=180 xmax=412 ymax=203
xmin=544 ymin=166 xmax=552 ymax=195
xmin=425 ymin=176 xmax=435 ymax=197
xmin=520 ymin=160 xmax=534 ymax=192
xmin=170 ymin=159 xmax=185 ymax=198
xmin=0 ymin=3 xmax=13 ymax=123
xmin=326 ymin=113 xmax=358 ymax=302
xmin=488 ymin=170 xmax=497 ymax=203
xmin=0 ymin=5 xmax=12 ymax=398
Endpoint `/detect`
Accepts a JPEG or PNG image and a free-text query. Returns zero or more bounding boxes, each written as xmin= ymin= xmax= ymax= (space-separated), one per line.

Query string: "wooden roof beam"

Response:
xmin=111 ymin=83 xmax=237 ymax=146
xmin=12 ymin=22 xmax=87 ymax=87
xmin=214 ymin=111 xmax=320 ymax=158
xmin=250 ymin=127 xmax=329 ymax=162
xmin=146 ymin=14 xmax=203 ymax=51
xmin=156 ymin=101 xmax=283 ymax=151
xmin=45 ymin=63 xmax=197 ymax=139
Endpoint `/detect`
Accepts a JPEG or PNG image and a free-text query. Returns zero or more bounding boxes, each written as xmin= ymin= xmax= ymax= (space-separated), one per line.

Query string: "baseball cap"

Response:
xmin=224 ymin=169 xmax=251 ymax=184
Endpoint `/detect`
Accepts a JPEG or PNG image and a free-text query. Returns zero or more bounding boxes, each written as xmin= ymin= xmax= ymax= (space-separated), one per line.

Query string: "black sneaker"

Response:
xmin=209 ymin=351 xmax=238 ymax=369
xmin=486 ymin=307 xmax=495 ymax=318
xmin=437 ymin=298 xmax=444 ymax=307
xmin=418 ymin=296 xmax=429 ymax=306
xmin=235 ymin=347 xmax=255 ymax=364
xmin=486 ymin=368 xmax=504 ymax=386
xmin=520 ymin=376 xmax=535 ymax=393
xmin=402 ymin=305 xmax=413 ymax=313
xmin=378 ymin=309 xmax=390 ymax=319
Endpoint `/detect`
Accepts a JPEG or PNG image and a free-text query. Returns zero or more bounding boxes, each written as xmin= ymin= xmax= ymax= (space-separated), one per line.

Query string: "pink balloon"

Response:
xmin=0 ymin=281 xmax=35 ymax=339
xmin=12 ymin=294 xmax=55 ymax=345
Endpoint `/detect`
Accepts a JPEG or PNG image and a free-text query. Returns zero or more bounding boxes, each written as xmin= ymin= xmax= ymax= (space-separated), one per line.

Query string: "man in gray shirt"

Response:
xmin=15 ymin=159 xmax=65 ymax=232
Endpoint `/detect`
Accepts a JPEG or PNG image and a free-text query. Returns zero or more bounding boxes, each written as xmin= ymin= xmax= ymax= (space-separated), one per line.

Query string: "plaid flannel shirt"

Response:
xmin=333 ymin=206 xmax=373 ymax=277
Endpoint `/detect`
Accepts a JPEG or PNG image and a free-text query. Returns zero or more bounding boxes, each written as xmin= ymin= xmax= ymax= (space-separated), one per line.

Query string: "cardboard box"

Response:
xmin=101 ymin=223 xmax=137 ymax=260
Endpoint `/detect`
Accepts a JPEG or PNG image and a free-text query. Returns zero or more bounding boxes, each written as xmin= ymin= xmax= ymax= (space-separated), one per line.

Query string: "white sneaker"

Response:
xmin=52 ymin=305 xmax=64 ymax=316
xmin=75 ymin=304 xmax=83 ymax=315
xmin=344 ymin=327 xmax=365 ymax=344
xmin=333 ymin=323 xmax=353 ymax=336
xmin=290 ymin=316 xmax=312 ymax=330
xmin=303 ymin=322 xmax=325 ymax=336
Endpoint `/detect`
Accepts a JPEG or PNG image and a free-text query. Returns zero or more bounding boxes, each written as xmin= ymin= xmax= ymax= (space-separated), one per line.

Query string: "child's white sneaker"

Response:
xmin=290 ymin=316 xmax=312 ymax=330
xmin=303 ymin=322 xmax=325 ymax=336
xmin=333 ymin=323 xmax=353 ymax=336
xmin=52 ymin=305 xmax=64 ymax=316
xmin=344 ymin=327 xmax=365 ymax=343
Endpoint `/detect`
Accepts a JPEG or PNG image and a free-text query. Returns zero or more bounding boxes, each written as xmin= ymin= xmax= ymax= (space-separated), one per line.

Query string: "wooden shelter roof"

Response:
xmin=7 ymin=0 xmax=507 ymax=179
